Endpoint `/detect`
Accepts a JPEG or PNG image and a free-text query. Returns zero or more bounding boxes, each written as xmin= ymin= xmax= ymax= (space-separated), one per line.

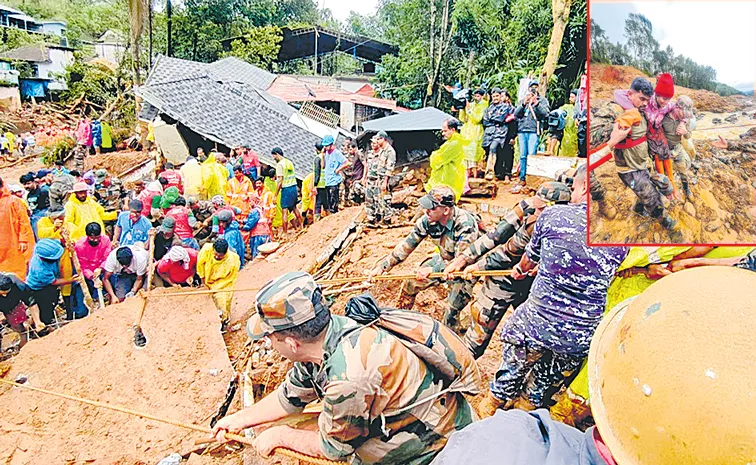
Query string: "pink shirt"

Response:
xmin=74 ymin=235 xmax=113 ymax=280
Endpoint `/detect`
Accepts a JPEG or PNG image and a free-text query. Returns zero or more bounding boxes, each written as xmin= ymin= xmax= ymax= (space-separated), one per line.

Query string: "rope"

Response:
xmin=696 ymin=122 xmax=756 ymax=132
xmin=0 ymin=378 xmax=344 ymax=465
xmin=145 ymin=269 xmax=514 ymax=298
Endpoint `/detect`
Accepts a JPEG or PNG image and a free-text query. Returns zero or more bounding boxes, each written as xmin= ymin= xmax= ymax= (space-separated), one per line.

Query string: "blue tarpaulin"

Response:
xmin=19 ymin=79 xmax=47 ymax=98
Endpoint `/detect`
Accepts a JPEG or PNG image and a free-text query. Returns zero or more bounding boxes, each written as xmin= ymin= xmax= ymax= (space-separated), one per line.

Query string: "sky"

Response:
xmin=591 ymin=1 xmax=756 ymax=91
xmin=319 ymin=0 xmax=381 ymax=21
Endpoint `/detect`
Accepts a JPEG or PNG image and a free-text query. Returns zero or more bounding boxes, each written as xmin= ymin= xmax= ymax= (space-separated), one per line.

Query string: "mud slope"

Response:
xmin=0 ymin=293 xmax=233 ymax=464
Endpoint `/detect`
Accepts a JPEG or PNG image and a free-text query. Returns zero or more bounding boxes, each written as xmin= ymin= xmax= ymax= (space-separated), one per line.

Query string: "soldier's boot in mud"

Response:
xmin=477 ymin=391 xmax=508 ymax=418
xmin=632 ymin=201 xmax=648 ymax=217
xmin=660 ymin=214 xmax=684 ymax=242
xmin=597 ymin=200 xmax=617 ymax=220
xmin=681 ymin=180 xmax=693 ymax=202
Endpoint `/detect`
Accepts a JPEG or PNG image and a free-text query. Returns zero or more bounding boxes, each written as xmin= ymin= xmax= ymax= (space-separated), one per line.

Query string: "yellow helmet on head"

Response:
xmin=588 ymin=266 xmax=756 ymax=465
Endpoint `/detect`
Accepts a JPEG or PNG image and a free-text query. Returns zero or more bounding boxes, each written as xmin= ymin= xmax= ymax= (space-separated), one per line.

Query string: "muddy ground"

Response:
xmin=590 ymin=63 xmax=756 ymax=244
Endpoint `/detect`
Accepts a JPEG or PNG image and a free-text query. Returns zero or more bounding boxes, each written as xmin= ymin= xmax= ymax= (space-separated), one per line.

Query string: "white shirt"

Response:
xmin=104 ymin=246 xmax=149 ymax=276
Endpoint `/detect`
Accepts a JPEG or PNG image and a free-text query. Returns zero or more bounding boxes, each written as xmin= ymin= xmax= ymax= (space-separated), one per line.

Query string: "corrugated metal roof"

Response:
xmin=267 ymin=75 xmax=408 ymax=112
xmin=362 ymin=107 xmax=452 ymax=132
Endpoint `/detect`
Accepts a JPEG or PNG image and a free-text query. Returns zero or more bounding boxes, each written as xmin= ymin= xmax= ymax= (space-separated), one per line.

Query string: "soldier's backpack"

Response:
xmin=345 ymin=293 xmax=481 ymax=396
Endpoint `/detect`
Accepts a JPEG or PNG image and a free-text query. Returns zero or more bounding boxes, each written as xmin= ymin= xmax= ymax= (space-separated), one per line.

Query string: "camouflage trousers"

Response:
xmin=618 ymin=169 xmax=670 ymax=218
xmin=48 ymin=185 xmax=69 ymax=211
xmin=397 ymin=254 xmax=474 ymax=332
xmin=73 ymin=144 xmax=88 ymax=172
xmin=364 ymin=178 xmax=392 ymax=223
xmin=490 ymin=336 xmax=584 ymax=407
xmin=463 ymin=274 xmax=534 ymax=359
xmin=672 ymin=144 xmax=692 ymax=184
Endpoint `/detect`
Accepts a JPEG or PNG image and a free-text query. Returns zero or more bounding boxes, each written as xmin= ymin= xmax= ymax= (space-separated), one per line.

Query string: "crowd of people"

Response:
xmin=451 ymin=76 xmax=588 ymax=194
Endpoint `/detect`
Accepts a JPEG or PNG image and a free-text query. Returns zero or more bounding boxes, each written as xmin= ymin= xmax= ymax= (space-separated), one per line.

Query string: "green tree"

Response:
xmin=221 ymin=26 xmax=282 ymax=68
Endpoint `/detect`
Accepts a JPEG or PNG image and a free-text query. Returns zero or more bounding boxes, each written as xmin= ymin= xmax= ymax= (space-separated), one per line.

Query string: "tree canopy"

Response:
xmin=591 ymin=16 xmax=742 ymax=96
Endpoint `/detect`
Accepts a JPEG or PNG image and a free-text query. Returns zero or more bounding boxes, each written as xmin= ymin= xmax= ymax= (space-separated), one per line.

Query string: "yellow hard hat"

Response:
xmin=588 ymin=266 xmax=756 ymax=465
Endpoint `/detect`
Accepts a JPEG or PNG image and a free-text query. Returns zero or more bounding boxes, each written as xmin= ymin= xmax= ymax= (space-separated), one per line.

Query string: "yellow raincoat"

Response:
xmin=264 ymin=176 xmax=294 ymax=229
xmin=37 ymin=217 xmax=73 ymax=297
xmin=180 ymin=158 xmax=203 ymax=198
xmin=5 ymin=132 xmax=16 ymax=153
xmin=197 ymin=242 xmax=240 ymax=322
xmin=301 ymin=173 xmax=315 ymax=213
xmin=558 ymin=103 xmax=578 ymax=157
xmin=425 ymin=132 xmax=469 ymax=200
xmin=63 ymin=196 xmax=117 ymax=242
xmin=460 ymin=100 xmax=488 ymax=163
xmin=200 ymin=154 xmax=229 ymax=200
xmin=567 ymin=246 xmax=756 ymax=400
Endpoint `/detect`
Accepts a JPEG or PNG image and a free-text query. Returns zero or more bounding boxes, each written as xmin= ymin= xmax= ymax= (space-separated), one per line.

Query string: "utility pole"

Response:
xmin=166 ymin=0 xmax=173 ymax=57
xmin=148 ymin=0 xmax=153 ymax=67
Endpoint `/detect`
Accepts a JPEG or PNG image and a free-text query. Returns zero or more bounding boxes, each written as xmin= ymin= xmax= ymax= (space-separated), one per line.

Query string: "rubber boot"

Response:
xmin=681 ymin=179 xmax=693 ymax=202
xmin=597 ymin=201 xmax=617 ymax=220
xmin=477 ymin=391 xmax=508 ymax=418
xmin=633 ymin=201 xmax=647 ymax=217
xmin=660 ymin=214 xmax=678 ymax=230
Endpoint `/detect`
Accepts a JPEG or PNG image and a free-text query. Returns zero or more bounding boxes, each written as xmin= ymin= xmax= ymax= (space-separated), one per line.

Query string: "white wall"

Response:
xmin=40 ymin=23 xmax=66 ymax=36
xmin=95 ymin=43 xmax=126 ymax=65
xmin=38 ymin=48 xmax=73 ymax=90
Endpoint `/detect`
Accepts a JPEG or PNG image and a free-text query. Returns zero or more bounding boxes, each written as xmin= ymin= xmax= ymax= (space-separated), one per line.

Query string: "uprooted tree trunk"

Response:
xmin=424 ymin=0 xmax=454 ymax=107
xmin=540 ymin=0 xmax=573 ymax=96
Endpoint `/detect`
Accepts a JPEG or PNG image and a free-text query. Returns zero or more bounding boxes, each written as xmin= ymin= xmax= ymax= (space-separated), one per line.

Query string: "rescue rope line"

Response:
xmin=695 ymin=122 xmax=756 ymax=132
xmin=145 ymin=269 xmax=515 ymax=297
xmin=0 ymin=378 xmax=343 ymax=465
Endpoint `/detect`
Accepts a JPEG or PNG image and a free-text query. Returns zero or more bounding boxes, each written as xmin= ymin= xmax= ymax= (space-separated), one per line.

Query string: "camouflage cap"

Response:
xmin=418 ymin=185 xmax=456 ymax=210
xmin=533 ymin=181 xmax=571 ymax=207
xmin=246 ymin=271 xmax=324 ymax=341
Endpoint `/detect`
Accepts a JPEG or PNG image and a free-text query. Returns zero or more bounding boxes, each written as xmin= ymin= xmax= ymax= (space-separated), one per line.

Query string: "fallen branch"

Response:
xmin=99 ymin=94 xmax=123 ymax=120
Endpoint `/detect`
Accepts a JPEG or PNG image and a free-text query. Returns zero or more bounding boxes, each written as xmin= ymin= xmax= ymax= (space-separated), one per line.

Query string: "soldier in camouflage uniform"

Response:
xmin=363 ymin=131 xmax=396 ymax=224
xmin=710 ymin=134 xmax=756 ymax=153
xmin=94 ymin=169 xmax=125 ymax=212
xmin=555 ymin=167 xmax=609 ymax=217
xmin=48 ymin=171 xmax=76 ymax=211
xmin=590 ymin=77 xmax=680 ymax=239
xmin=187 ymin=196 xmax=217 ymax=241
xmin=444 ymin=182 xmax=572 ymax=359
xmin=212 ymin=271 xmax=477 ymax=464
xmin=370 ymin=185 xmax=482 ymax=332
xmin=482 ymin=165 xmax=627 ymax=414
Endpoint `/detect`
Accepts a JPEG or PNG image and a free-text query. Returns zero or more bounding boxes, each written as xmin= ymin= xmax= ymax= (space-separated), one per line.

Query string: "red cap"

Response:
xmin=655 ymin=73 xmax=675 ymax=99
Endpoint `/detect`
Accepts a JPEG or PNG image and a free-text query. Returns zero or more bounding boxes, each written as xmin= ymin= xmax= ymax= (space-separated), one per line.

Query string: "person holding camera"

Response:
xmin=513 ymin=81 xmax=550 ymax=193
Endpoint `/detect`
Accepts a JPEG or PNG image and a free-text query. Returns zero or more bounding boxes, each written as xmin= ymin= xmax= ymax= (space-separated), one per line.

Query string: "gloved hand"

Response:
xmin=125 ymin=291 xmax=135 ymax=299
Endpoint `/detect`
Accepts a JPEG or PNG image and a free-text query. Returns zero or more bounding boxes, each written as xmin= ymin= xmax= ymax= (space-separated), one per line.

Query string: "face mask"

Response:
xmin=88 ymin=239 xmax=100 ymax=246
xmin=427 ymin=221 xmax=445 ymax=239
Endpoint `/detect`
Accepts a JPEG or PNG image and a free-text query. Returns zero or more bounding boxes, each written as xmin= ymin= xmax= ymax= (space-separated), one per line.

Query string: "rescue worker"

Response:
xmin=271 ymin=147 xmax=302 ymax=234
xmin=443 ymin=182 xmax=572 ymax=359
xmin=0 ymin=272 xmax=46 ymax=347
xmin=212 ymin=271 xmax=477 ymax=464
xmin=425 ymin=119 xmax=469 ymax=200
xmin=369 ymin=185 xmax=482 ymax=333
xmin=37 ymin=207 xmax=84 ymax=319
xmin=196 ymin=238 xmax=240 ymax=330
xmin=362 ymin=131 xmax=396 ymax=224
xmin=432 ymin=266 xmax=756 ymax=464
xmin=26 ymin=238 xmax=78 ymax=325
xmin=0 ymin=177 xmax=35 ymax=280
xmin=226 ymin=165 xmax=255 ymax=219
xmin=64 ymin=182 xmax=117 ymax=242
xmin=459 ymin=89 xmax=489 ymax=178
xmin=181 ymin=155 xmax=203 ymax=198
xmin=48 ymin=169 xmax=76 ymax=211
xmin=93 ymin=169 xmax=124 ymax=212
xmin=102 ymin=244 xmax=149 ymax=303
xmin=590 ymin=77 xmax=680 ymax=240
xmin=215 ymin=209 xmax=245 ymax=269
xmin=482 ymin=88 xmax=516 ymax=182
xmin=482 ymin=164 xmax=627 ymax=413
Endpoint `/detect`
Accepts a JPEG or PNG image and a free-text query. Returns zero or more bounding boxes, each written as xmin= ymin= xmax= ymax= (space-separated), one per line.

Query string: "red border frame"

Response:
xmin=585 ymin=0 xmax=756 ymax=247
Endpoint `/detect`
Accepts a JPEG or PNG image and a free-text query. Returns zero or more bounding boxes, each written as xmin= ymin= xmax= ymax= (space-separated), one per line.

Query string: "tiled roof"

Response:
xmin=0 ymin=44 xmax=50 ymax=63
xmin=140 ymin=55 xmax=319 ymax=180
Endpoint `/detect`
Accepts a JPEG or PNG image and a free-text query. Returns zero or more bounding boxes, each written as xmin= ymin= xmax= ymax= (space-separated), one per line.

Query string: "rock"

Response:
xmin=724 ymin=114 xmax=739 ymax=124
xmin=691 ymin=160 xmax=701 ymax=170
xmin=712 ymin=118 xmax=722 ymax=125
xmin=349 ymin=245 xmax=363 ymax=264
xmin=705 ymin=221 xmax=721 ymax=232
xmin=742 ymin=111 xmax=750 ymax=116
xmin=716 ymin=156 xmax=730 ymax=165
xmin=741 ymin=152 xmax=752 ymax=162
xmin=684 ymin=202 xmax=696 ymax=217
xmin=751 ymin=181 xmax=756 ymax=189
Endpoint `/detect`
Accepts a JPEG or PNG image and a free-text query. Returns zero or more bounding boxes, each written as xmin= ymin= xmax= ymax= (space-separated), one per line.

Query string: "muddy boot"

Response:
xmin=633 ymin=201 xmax=648 ymax=217
xmin=477 ymin=391 xmax=508 ymax=418
xmin=681 ymin=180 xmax=693 ymax=202
xmin=660 ymin=214 xmax=678 ymax=230
xmin=597 ymin=201 xmax=617 ymax=220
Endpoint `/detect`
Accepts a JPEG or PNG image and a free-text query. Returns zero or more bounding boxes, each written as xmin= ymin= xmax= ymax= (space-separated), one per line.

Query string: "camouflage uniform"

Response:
xmin=48 ymin=173 xmax=76 ymax=211
xmin=72 ymin=144 xmax=88 ymax=172
xmin=190 ymin=200 xmax=216 ymax=241
xmin=490 ymin=203 xmax=627 ymax=407
xmin=95 ymin=177 xmax=124 ymax=212
xmin=378 ymin=199 xmax=482 ymax=332
xmin=555 ymin=167 xmax=606 ymax=202
xmin=724 ymin=138 xmax=756 ymax=153
xmin=460 ymin=182 xmax=571 ymax=359
xmin=591 ymin=101 xmax=670 ymax=220
xmin=364 ymin=144 xmax=396 ymax=223
xmin=246 ymin=272 xmax=477 ymax=465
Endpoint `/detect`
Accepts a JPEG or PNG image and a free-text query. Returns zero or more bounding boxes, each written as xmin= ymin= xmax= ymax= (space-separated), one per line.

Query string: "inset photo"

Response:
xmin=589 ymin=0 xmax=756 ymax=244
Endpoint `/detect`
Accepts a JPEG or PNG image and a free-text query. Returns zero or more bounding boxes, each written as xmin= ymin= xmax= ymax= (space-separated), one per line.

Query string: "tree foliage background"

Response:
xmin=2 ymin=0 xmax=587 ymax=110
xmin=591 ymin=15 xmax=742 ymax=96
